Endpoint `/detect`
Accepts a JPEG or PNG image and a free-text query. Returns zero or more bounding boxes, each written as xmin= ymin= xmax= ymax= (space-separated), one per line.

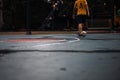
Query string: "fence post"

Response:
xmin=0 ymin=0 xmax=3 ymax=29
xmin=111 ymin=0 xmax=114 ymax=31
xmin=26 ymin=0 xmax=32 ymax=35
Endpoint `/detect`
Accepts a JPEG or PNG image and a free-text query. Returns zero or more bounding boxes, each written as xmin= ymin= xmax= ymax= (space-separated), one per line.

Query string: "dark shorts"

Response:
xmin=76 ymin=15 xmax=87 ymax=24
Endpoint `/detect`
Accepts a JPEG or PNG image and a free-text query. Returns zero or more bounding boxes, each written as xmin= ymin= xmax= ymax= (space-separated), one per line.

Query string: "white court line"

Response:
xmin=33 ymin=38 xmax=80 ymax=47
xmin=1 ymin=38 xmax=80 ymax=50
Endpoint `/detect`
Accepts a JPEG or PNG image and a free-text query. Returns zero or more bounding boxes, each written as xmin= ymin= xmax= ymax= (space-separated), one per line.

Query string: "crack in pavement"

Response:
xmin=0 ymin=49 xmax=120 ymax=54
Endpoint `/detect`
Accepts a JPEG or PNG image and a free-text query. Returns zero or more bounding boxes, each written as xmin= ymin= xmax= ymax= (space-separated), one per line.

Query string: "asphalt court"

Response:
xmin=0 ymin=34 xmax=120 ymax=80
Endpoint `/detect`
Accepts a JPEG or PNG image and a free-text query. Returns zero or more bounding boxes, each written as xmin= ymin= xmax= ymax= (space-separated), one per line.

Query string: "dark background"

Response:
xmin=1 ymin=0 xmax=115 ymax=31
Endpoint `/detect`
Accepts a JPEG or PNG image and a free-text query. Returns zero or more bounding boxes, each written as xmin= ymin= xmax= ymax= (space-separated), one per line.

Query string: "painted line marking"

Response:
xmin=0 ymin=37 xmax=80 ymax=49
xmin=33 ymin=38 xmax=80 ymax=47
xmin=0 ymin=38 xmax=65 ymax=42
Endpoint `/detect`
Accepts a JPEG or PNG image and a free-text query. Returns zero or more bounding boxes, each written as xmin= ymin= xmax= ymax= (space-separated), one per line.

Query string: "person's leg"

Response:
xmin=78 ymin=23 xmax=83 ymax=34
xmin=82 ymin=22 xmax=88 ymax=31
xmin=79 ymin=15 xmax=87 ymax=35
xmin=81 ymin=15 xmax=87 ymax=31
xmin=76 ymin=15 xmax=83 ymax=34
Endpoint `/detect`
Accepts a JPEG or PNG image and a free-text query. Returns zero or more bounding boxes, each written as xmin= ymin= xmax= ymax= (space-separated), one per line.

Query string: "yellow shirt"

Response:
xmin=74 ymin=0 xmax=87 ymax=15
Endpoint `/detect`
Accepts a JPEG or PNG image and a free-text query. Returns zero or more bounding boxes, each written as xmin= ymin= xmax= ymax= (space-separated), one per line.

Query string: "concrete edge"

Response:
xmin=0 ymin=31 xmax=119 ymax=35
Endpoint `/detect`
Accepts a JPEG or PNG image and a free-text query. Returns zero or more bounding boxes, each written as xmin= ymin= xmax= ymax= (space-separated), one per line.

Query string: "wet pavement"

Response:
xmin=0 ymin=33 xmax=120 ymax=80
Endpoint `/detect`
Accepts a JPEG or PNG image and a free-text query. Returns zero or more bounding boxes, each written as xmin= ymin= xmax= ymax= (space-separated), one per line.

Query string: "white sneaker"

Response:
xmin=77 ymin=31 xmax=87 ymax=37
